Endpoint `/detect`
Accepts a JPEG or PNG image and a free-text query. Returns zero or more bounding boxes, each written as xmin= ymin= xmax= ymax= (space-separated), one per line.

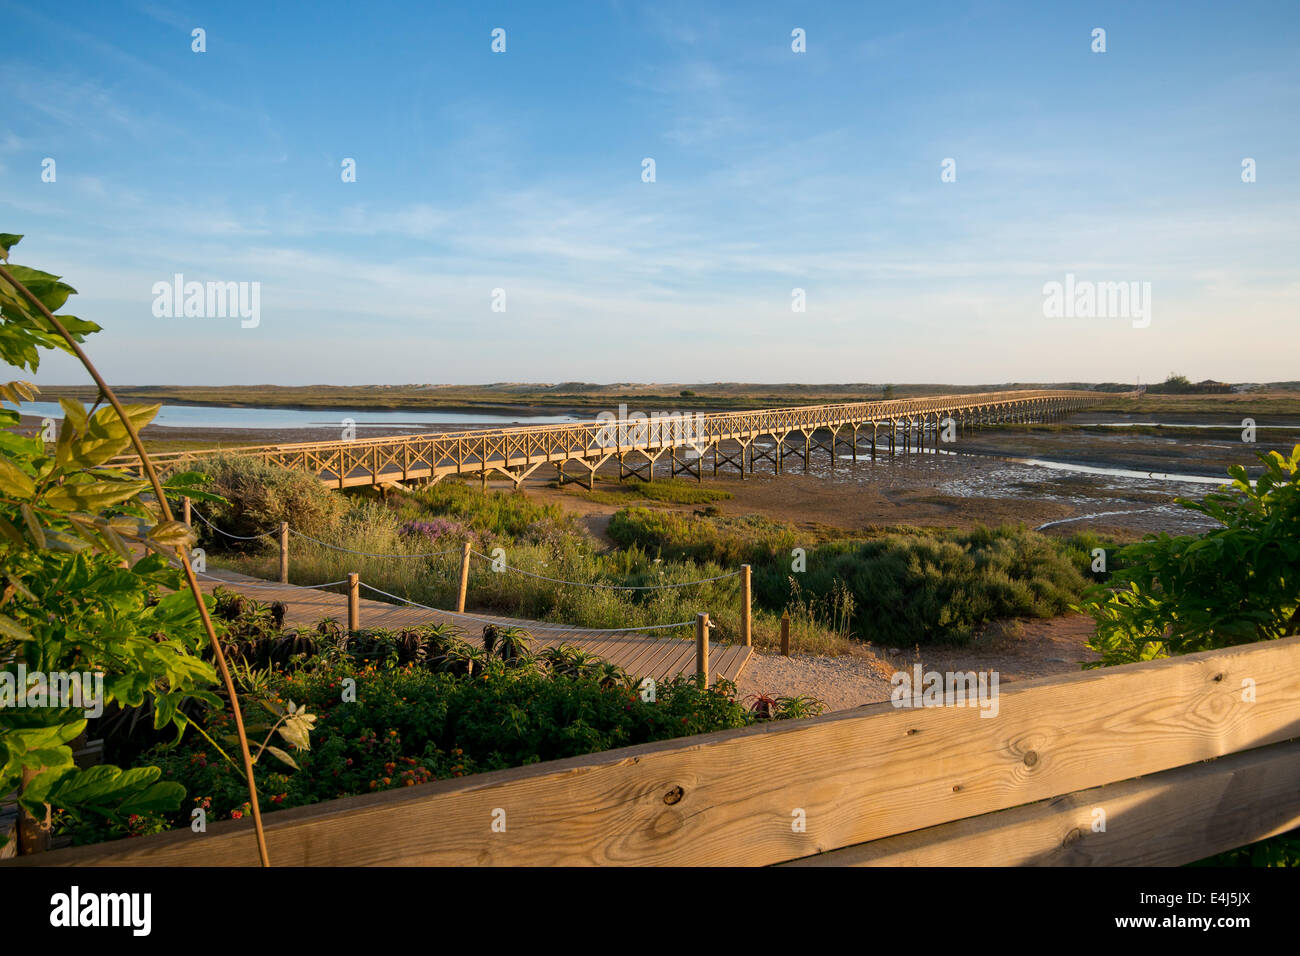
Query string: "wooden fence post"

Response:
xmin=740 ymin=564 xmax=752 ymax=647
xmin=347 ymin=573 xmax=360 ymax=632
xmin=457 ymin=541 xmax=472 ymax=613
xmin=780 ymin=610 xmax=790 ymax=657
xmin=182 ymin=496 xmax=192 ymax=527
xmin=279 ymin=522 xmax=289 ymax=584
xmin=16 ymin=767 xmax=49 ymax=856
xmin=695 ymin=613 xmax=710 ymax=688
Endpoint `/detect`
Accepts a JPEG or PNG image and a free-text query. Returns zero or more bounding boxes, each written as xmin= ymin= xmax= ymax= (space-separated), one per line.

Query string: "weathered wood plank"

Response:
xmin=781 ymin=737 xmax=1300 ymax=867
xmin=17 ymin=635 xmax=1299 ymax=868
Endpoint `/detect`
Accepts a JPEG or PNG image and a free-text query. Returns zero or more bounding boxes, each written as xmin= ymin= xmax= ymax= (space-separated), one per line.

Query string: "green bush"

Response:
xmin=1078 ymin=445 xmax=1300 ymax=666
xmin=769 ymin=525 xmax=1087 ymax=646
xmin=608 ymin=506 xmax=797 ymax=566
xmin=201 ymin=453 xmax=345 ymax=545
xmin=613 ymin=507 xmax=1088 ymax=645
xmin=114 ymin=652 xmax=752 ymax=838
xmin=1076 ymin=446 xmax=1300 ymax=867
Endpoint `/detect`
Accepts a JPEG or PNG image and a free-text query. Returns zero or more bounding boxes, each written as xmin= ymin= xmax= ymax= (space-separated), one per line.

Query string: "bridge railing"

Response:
xmin=110 ymin=388 xmax=1119 ymax=476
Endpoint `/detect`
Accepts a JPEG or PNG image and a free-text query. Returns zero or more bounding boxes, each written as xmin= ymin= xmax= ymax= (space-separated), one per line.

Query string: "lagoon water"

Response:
xmin=19 ymin=401 xmax=581 ymax=431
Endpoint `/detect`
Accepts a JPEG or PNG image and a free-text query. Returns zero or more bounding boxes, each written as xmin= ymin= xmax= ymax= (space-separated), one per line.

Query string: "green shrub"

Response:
xmin=1078 ymin=445 xmax=1300 ymax=666
xmin=766 ymin=525 xmax=1086 ymax=646
xmin=1076 ymin=446 xmax=1300 ymax=867
xmin=614 ymin=507 xmax=1088 ymax=646
xmin=201 ymin=453 xmax=345 ymax=545
xmin=116 ymin=653 xmax=751 ymax=838
xmin=608 ymin=507 xmax=797 ymax=566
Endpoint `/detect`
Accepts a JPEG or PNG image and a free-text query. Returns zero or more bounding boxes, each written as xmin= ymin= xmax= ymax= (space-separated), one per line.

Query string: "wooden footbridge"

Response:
xmin=115 ymin=389 xmax=1121 ymax=491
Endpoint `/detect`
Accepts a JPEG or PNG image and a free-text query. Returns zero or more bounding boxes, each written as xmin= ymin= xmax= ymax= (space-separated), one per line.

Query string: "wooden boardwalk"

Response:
xmin=114 ymin=389 xmax=1129 ymax=491
xmin=199 ymin=568 xmax=752 ymax=684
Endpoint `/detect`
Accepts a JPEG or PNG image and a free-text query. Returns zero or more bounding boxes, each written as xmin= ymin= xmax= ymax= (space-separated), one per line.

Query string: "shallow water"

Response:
xmin=745 ymin=439 xmax=1227 ymax=535
xmin=19 ymin=400 xmax=581 ymax=430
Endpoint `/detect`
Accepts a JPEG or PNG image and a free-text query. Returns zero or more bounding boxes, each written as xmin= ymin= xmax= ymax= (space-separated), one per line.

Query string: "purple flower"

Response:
xmin=399 ymin=519 xmax=463 ymax=543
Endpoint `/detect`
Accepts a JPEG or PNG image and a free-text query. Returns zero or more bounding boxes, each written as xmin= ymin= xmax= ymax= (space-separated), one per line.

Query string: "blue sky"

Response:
xmin=2 ymin=0 xmax=1297 ymax=386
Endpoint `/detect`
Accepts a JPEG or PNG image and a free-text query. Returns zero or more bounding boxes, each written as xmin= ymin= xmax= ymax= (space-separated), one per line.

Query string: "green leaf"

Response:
xmin=44 ymin=478 xmax=149 ymax=513
xmin=264 ymin=745 xmax=299 ymax=770
xmin=277 ymin=709 xmax=317 ymax=751
xmin=19 ymin=503 xmax=44 ymax=548
xmin=0 ymin=457 xmax=35 ymax=498
xmin=64 ymin=404 xmax=158 ymax=468
xmin=58 ymin=398 xmax=88 ymax=436
xmin=0 ymin=234 xmax=21 ymax=259
xmin=117 ymin=781 xmax=185 ymax=814
xmin=0 ymin=515 xmax=24 ymax=547
xmin=0 ymin=613 xmax=33 ymax=642
xmin=146 ymin=519 xmax=193 ymax=547
xmin=2 ymin=265 xmax=76 ymax=314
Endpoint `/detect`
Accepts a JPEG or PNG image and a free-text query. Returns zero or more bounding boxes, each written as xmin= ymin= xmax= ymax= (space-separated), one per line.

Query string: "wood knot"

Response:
xmin=1062 ymin=827 xmax=1084 ymax=847
xmin=663 ymin=786 xmax=684 ymax=805
xmin=1213 ymin=672 xmax=1225 ymax=682
xmin=1023 ymin=750 xmax=1039 ymax=768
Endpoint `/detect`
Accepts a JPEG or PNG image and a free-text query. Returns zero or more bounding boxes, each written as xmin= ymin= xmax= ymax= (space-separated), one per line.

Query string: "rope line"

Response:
xmin=356 ymin=582 xmax=695 ymax=634
xmin=467 ymin=550 xmax=739 ymax=590
xmin=190 ymin=507 xmax=277 ymax=540
xmin=195 ymin=571 xmax=351 ymax=591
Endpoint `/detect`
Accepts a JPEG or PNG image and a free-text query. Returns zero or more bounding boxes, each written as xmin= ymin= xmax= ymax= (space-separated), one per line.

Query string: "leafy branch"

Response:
xmin=0 ymin=234 xmax=270 ymax=863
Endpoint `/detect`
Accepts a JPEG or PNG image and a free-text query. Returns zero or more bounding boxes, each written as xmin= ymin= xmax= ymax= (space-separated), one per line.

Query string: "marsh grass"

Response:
xmin=212 ymin=470 xmax=1097 ymax=654
xmin=213 ymin=481 xmax=858 ymax=653
xmin=549 ymin=477 xmax=733 ymax=507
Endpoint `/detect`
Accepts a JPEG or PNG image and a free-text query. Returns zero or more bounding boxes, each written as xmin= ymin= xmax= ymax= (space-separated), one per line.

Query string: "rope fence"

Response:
xmin=357 ymin=582 xmax=698 ymax=634
xmin=193 ymin=570 xmax=353 ymax=592
xmin=181 ymin=496 xmax=755 ymax=672
xmin=187 ymin=503 xmax=742 ymax=592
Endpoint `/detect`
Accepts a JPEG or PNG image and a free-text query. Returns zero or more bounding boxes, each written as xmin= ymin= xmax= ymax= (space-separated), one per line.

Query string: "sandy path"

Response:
xmin=734 ymin=614 xmax=1099 ymax=713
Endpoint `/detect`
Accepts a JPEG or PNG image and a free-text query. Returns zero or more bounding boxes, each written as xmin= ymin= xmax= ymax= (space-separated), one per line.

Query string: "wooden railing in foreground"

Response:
xmin=12 ymin=635 xmax=1300 ymax=867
